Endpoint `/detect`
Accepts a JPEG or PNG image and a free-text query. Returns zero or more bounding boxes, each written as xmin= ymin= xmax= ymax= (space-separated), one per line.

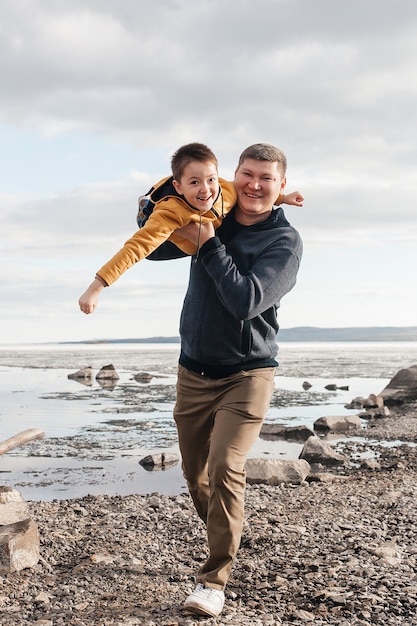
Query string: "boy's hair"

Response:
xmin=238 ymin=143 xmax=287 ymax=176
xmin=171 ymin=143 xmax=218 ymax=181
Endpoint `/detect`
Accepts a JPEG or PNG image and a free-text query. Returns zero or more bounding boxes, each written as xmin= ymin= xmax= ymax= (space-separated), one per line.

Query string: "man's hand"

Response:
xmin=175 ymin=221 xmax=215 ymax=246
xmin=283 ymin=191 xmax=304 ymax=207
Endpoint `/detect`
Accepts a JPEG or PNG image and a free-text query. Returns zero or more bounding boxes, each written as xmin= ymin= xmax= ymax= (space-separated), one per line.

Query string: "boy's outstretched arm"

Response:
xmin=283 ymin=191 xmax=304 ymax=206
xmin=79 ymin=276 xmax=107 ymax=314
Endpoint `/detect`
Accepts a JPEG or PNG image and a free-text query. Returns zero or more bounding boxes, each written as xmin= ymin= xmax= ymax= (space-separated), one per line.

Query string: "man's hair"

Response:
xmin=238 ymin=143 xmax=287 ymax=176
xmin=171 ymin=143 xmax=218 ymax=181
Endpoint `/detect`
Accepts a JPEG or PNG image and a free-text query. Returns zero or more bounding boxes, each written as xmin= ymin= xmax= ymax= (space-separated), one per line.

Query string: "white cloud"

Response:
xmin=0 ymin=0 xmax=416 ymax=342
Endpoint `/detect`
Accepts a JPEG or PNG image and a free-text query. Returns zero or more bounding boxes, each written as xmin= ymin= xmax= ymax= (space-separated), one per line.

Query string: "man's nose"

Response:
xmin=249 ymin=179 xmax=261 ymax=189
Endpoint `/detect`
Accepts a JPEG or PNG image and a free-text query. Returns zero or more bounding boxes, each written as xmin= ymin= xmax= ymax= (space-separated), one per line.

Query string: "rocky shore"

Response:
xmin=2 ymin=367 xmax=417 ymax=625
xmin=1 ymin=402 xmax=417 ymax=625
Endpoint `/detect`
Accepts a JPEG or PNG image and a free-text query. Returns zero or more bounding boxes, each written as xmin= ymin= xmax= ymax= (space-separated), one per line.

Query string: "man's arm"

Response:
xmin=201 ymin=233 xmax=302 ymax=319
xmin=174 ymin=221 xmax=302 ymax=319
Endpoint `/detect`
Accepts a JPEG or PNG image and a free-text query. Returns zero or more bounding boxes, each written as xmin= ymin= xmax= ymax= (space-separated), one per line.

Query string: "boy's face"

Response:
xmin=234 ymin=158 xmax=286 ymax=225
xmin=173 ymin=160 xmax=219 ymax=213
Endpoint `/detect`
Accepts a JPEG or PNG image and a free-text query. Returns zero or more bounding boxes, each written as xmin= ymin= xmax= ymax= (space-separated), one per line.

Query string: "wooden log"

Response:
xmin=0 ymin=429 xmax=45 ymax=456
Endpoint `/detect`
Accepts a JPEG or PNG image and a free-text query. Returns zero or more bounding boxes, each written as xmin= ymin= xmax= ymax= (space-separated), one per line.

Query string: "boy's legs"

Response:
xmin=174 ymin=366 xmax=276 ymax=590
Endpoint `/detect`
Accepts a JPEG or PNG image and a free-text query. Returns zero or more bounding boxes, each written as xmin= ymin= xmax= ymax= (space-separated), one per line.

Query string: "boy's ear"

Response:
xmin=172 ymin=179 xmax=183 ymax=195
xmin=280 ymin=176 xmax=287 ymax=191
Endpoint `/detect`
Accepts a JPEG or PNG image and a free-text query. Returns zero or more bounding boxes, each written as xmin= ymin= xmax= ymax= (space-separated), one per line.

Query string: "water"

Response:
xmin=1 ymin=341 xmax=416 ymax=501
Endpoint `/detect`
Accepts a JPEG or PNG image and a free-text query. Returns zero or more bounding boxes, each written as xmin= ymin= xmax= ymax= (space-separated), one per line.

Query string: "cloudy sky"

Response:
xmin=1 ymin=0 xmax=416 ymax=344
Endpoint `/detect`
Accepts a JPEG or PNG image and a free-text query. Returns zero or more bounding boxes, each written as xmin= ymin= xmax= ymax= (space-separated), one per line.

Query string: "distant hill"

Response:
xmin=74 ymin=327 xmax=417 ymax=344
xmin=278 ymin=326 xmax=417 ymax=342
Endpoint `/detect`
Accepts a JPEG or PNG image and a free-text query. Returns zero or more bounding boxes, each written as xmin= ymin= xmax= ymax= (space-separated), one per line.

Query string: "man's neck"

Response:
xmin=234 ymin=207 xmax=273 ymax=226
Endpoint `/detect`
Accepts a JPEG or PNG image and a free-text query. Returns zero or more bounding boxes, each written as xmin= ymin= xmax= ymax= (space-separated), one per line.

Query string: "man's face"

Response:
xmin=233 ymin=158 xmax=286 ymax=224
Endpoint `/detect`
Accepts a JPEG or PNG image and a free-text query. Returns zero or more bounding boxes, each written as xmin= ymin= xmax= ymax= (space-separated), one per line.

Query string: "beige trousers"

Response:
xmin=174 ymin=364 xmax=276 ymax=589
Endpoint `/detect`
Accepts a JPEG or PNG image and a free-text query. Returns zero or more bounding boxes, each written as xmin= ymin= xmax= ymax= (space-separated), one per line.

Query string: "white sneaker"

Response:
xmin=184 ymin=582 xmax=225 ymax=617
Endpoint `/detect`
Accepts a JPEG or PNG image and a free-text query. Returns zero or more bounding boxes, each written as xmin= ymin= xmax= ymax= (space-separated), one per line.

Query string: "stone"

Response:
xmin=307 ymin=472 xmax=350 ymax=483
xmin=245 ymin=458 xmax=310 ymax=485
xmin=0 ymin=486 xmax=30 ymax=525
xmin=359 ymin=406 xmax=391 ymax=419
xmin=299 ymin=436 xmax=348 ymax=466
xmin=260 ymin=423 xmax=315 ymax=441
xmin=314 ymin=415 xmax=362 ymax=433
xmin=139 ymin=452 xmax=179 ymax=470
xmin=363 ymin=393 xmax=385 ymax=408
xmin=360 ymin=458 xmax=381 ymax=470
xmin=133 ymin=372 xmax=154 ymax=383
xmin=96 ymin=364 xmax=120 ymax=380
xmin=379 ymin=364 xmax=417 ymax=405
xmin=368 ymin=542 xmax=402 ymax=565
xmin=67 ymin=366 xmax=93 ymax=380
xmin=302 ymin=381 xmax=312 ymax=390
xmin=0 ymin=518 xmax=40 ymax=573
xmin=345 ymin=396 xmax=367 ymax=409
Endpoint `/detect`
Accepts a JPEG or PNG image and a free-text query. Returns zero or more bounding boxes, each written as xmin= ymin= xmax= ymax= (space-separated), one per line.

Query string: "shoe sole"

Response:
xmin=184 ymin=601 xmax=221 ymax=617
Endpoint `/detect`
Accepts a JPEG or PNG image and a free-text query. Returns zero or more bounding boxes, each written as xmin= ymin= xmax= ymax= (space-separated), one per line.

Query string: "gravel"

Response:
xmin=1 ymin=404 xmax=417 ymax=625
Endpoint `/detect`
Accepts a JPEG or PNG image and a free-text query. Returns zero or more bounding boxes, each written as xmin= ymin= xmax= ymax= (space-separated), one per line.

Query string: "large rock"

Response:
xmin=245 ymin=459 xmax=310 ymax=485
xmin=0 ymin=487 xmax=40 ymax=573
xmin=260 ymin=423 xmax=315 ymax=441
xmin=379 ymin=364 xmax=417 ymax=405
xmin=314 ymin=415 xmax=362 ymax=433
xmin=96 ymin=364 xmax=120 ymax=380
xmin=299 ymin=436 xmax=348 ymax=466
xmin=0 ymin=518 xmax=40 ymax=574
xmin=0 ymin=486 xmax=30 ymax=524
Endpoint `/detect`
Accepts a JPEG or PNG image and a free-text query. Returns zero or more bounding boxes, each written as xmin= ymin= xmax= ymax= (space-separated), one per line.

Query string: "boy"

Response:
xmin=79 ymin=143 xmax=303 ymax=314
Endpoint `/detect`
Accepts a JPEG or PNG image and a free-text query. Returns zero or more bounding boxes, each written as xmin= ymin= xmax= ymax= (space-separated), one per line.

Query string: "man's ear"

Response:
xmin=280 ymin=176 xmax=287 ymax=191
xmin=172 ymin=179 xmax=183 ymax=195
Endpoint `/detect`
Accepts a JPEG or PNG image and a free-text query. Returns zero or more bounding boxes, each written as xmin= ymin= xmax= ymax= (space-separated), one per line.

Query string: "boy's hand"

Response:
xmin=79 ymin=278 xmax=105 ymax=314
xmin=283 ymin=191 xmax=304 ymax=207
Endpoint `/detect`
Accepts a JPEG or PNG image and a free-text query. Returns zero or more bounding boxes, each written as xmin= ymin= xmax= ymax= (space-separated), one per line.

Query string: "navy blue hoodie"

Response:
xmin=178 ymin=207 xmax=302 ymax=375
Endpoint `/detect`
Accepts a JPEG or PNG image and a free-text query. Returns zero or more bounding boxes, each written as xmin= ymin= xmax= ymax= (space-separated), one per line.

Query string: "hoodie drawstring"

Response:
xmin=193 ymin=212 xmax=203 ymax=263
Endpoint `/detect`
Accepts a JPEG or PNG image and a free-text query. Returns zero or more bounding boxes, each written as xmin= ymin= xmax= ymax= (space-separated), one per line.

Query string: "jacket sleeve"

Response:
xmin=147 ymin=241 xmax=189 ymax=261
xmin=96 ymin=207 xmax=189 ymax=285
xmin=199 ymin=229 xmax=302 ymax=320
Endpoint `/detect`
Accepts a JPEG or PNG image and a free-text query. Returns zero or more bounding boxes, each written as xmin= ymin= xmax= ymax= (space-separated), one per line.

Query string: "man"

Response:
xmin=152 ymin=143 xmax=303 ymax=617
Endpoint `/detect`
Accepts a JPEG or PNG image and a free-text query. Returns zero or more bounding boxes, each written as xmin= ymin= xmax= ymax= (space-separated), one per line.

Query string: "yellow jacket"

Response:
xmin=96 ymin=177 xmax=236 ymax=286
xmin=96 ymin=176 xmax=283 ymax=286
